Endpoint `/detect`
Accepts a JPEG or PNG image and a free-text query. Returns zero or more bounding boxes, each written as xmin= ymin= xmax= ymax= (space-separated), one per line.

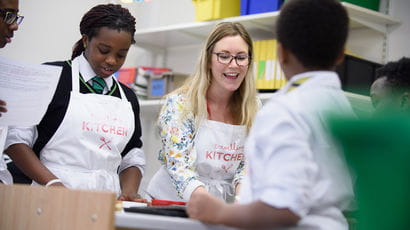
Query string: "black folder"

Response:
xmin=124 ymin=205 xmax=188 ymax=218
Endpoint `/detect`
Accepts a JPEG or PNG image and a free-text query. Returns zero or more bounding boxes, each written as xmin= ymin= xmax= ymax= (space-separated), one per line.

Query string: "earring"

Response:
xmin=84 ymin=44 xmax=87 ymax=48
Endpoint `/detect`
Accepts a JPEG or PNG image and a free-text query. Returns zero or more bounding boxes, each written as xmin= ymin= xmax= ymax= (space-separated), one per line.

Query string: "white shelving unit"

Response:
xmin=134 ymin=11 xmax=278 ymax=49
xmin=344 ymin=2 xmax=400 ymax=34
xmin=139 ymin=98 xmax=165 ymax=109
xmin=135 ymin=2 xmax=400 ymax=109
xmin=134 ymin=2 xmax=399 ymax=50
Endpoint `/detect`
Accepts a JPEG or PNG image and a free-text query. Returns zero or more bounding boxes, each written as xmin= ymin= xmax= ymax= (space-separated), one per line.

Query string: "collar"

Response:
xmin=280 ymin=71 xmax=340 ymax=93
xmin=78 ymin=53 xmax=113 ymax=89
xmin=288 ymin=71 xmax=337 ymax=83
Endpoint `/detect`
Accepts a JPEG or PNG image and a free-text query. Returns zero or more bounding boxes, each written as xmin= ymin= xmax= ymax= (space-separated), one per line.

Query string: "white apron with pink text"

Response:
xmin=35 ymin=57 xmax=134 ymax=195
xmin=194 ymin=120 xmax=246 ymax=202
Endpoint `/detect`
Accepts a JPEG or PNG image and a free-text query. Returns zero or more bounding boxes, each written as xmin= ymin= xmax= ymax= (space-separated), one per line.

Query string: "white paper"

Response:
xmin=122 ymin=201 xmax=148 ymax=208
xmin=0 ymin=56 xmax=62 ymax=126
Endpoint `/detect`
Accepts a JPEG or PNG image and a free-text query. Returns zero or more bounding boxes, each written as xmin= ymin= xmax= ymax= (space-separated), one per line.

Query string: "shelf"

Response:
xmin=134 ymin=2 xmax=400 ymax=49
xmin=344 ymin=91 xmax=373 ymax=117
xmin=134 ymin=11 xmax=278 ymax=50
xmin=139 ymin=92 xmax=373 ymax=120
xmin=139 ymin=98 xmax=165 ymax=111
xmin=344 ymin=2 xmax=401 ymax=33
xmin=138 ymin=92 xmax=275 ymax=110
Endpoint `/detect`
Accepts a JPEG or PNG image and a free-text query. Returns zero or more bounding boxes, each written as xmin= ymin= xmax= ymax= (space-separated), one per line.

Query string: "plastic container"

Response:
xmin=116 ymin=67 xmax=136 ymax=88
xmin=241 ymin=0 xmax=284 ymax=15
xmin=192 ymin=0 xmax=240 ymax=21
xmin=341 ymin=0 xmax=380 ymax=11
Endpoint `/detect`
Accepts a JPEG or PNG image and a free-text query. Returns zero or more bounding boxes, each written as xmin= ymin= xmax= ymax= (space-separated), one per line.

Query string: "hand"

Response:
xmin=187 ymin=186 xmax=226 ymax=224
xmin=48 ymin=182 xmax=65 ymax=187
xmin=118 ymin=192 xmax=149 ymax=204
xmin=0 ymin=100 xmax=7 ymax=117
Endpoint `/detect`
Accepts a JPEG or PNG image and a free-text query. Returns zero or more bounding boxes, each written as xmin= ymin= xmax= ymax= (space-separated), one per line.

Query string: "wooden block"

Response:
xmin=0 ymin=184 xmax=115 ymax=230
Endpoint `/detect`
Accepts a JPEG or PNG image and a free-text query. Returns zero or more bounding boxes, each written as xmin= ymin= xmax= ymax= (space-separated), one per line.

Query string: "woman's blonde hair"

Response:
xmin=176 ymin=22 xmax=258 ymax=131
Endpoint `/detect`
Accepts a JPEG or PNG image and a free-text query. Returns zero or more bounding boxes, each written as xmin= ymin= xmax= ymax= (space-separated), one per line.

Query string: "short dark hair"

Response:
xmin=276 ymin=0 xmax=348 ymax=68
xmin=375 ymin=57 xmax=410 ymax=90
xmin=71 ymin=4 xmax=136 ymax=59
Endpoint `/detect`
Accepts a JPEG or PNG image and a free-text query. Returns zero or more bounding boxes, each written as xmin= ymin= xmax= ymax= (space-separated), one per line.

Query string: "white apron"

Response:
xmin=36 ymin=57 xmax=135 ymax=195
xmin=148 ymin=120 xmax=246 ymax=202
xmin=0 ymin=125 xmax=13 ymax=184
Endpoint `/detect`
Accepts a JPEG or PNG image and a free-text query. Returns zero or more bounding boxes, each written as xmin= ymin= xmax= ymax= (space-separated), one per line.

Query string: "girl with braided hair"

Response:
xmin=5 ymin=4 xmax=145 ymax=201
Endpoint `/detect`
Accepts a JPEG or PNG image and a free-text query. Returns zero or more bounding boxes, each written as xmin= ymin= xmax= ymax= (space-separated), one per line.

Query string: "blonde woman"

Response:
xmin=147 ymin=22 xmax=259 ymax=203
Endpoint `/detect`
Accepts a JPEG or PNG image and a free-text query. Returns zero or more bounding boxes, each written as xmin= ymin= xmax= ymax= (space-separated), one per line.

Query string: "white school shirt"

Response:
xmin=5 ymin=54 xmax=145 ymax=176
xmin=240 ymin=71 xmax=354 ymax=230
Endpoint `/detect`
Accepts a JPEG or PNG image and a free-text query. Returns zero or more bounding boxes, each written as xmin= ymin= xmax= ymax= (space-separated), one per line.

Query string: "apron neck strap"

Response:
xmin=70 ymin=57 xmax=80 ymax=92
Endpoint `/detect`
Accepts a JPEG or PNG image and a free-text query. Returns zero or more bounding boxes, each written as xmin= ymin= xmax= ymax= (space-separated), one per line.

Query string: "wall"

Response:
xmin=3 ymin=0 xmax=111 ymax=63
xmin=387 ymin=0 xmax=410 ymax=61
xmin=1 ymin=0 xmax=195 ymax=68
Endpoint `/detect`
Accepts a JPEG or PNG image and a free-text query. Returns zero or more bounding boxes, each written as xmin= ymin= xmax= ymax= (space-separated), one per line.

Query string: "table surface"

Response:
xmin=115 ymin=211 xmax=237 ymax=230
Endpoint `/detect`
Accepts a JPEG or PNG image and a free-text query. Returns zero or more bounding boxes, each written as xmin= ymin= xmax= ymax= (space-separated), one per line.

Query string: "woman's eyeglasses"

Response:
xmin=0 ymin=8 xmax=24 ymax=25
xmin=213 ymin=52 xmax=251 ymax=67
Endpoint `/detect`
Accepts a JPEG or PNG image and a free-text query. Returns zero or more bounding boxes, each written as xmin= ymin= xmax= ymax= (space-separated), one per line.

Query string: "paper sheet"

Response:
xmin=0 ymin=56 xmax=62 ymax=126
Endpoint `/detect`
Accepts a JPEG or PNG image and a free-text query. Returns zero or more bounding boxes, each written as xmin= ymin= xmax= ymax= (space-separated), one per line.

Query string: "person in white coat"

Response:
xmin=187 ymin=0 xmax=354 ymax=229
xmin=5 ymin=4 xmax=145 ymax=201
xmin=0 ymin=0 xmax=23 ymax=184
xmin=146 ymin=22 xmax=259 ymax=202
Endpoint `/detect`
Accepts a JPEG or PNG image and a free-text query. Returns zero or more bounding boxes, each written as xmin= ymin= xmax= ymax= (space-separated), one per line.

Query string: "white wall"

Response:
xmin=1 ymin=0 xmax=195 ymax=68
xmin=387 ymin=0 xmax=410 ymax=61
xmin=132 ymin=0 xmax=196 ymax=71
xmin=2 ymin=0 xmax=110 ymax=63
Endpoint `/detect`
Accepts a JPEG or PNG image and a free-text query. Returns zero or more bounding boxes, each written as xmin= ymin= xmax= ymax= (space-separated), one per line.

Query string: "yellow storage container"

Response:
xmin=192 ymin=0 xmax=240 ymax=21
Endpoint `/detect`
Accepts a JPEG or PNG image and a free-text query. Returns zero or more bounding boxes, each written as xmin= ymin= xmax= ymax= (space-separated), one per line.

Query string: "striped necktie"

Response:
xmin=91 ymin=76 xmax=106 ymax=94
